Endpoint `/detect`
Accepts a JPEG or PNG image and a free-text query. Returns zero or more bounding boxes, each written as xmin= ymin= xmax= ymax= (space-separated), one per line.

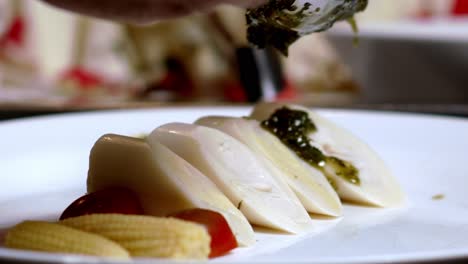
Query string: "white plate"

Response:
xmin=1 ymin=107 xmax=468 ymax=264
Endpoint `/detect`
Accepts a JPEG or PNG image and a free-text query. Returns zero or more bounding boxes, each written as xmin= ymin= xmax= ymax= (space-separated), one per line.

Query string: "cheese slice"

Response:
xmin=251 ymin=102 xmax=406 ymax=207
xmin=149 ymin=123 xmax=313 ymax=234
xmin=87 ymin=134 xmax=255 ymax=246
xmin=195 ymin=116 xmax=342 ymax=216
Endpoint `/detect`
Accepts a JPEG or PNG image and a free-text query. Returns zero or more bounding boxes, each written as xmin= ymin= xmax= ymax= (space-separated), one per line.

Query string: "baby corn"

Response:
xmin=5 ymin=221 xmax=130 ymax=259
xmin=61 ymin=214 xmax=211 ymax=259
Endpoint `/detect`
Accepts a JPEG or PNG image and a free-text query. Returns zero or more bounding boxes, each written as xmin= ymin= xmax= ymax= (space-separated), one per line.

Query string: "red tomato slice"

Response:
xmin=60 ymin=187 xmax=144 ymax=220
xmin=171 ymin=209 xmax=238 ymax=258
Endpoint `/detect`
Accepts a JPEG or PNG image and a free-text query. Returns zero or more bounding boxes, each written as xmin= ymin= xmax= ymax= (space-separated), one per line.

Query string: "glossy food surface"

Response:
xmin=60 ymin=187 xmax=144 ymax=220
xmin=171 ymin=209 xmax=238 ymax=258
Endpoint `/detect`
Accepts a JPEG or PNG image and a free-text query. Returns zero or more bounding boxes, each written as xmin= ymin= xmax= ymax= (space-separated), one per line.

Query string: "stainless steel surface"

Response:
xmin=328 ymin=36 xmax=468 ymax=104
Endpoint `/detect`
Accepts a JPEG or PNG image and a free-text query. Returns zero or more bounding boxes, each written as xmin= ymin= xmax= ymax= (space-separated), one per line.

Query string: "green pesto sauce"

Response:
xmin=261 ymin=107 xmax=360 ymax=186
xmin=347 ymin=16 xmax=359 ymax=46
xmin=432 ymin=194 xmax=445 ymax=201
xmin=246 ymin=0 xmax=308 ymax=55
xmin=246 ymin=0 xmax=368 ymax=55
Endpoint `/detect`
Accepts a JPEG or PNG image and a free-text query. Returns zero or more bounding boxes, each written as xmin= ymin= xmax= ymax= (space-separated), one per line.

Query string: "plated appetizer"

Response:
xmin=251 ymin=102 xmax=405 ymax=207
xmin=87 ymin=134 xmax=255 ymax=247
xmin=150 ymin=123 xmax=313 ymax=234
xmin=195 ymin=116 xmax=342 ymax=217
xmin=3 ymin=103 xmax=405 ymax=261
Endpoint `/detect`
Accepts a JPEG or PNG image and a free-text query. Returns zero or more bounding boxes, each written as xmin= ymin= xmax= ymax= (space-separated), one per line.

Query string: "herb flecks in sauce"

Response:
xmin=246 ymin=0 xmax=368 ymax=55
xmin=261 ymin=107 xmax=361 ymax=186
xmin=327 ymin=157 xmax=360 ymax=185
xmin=246 ymin=0 xmax=305 ymax=55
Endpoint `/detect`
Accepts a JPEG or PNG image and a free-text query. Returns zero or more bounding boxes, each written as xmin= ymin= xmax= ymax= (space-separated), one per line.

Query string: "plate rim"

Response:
xmin=1 ymin=105 xmax=467 ymax=128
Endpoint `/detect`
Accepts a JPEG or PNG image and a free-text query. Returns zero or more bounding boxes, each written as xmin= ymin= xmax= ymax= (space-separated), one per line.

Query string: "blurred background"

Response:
xmin=1 ymin=0 xmax=468 ymax=117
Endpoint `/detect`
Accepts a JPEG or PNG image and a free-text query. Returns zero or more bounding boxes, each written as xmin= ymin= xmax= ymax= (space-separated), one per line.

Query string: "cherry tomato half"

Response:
xmin=60 ymin=187 xmax=144 ymax=220
xmin=170 ymin=209 xmax=238 ymax=258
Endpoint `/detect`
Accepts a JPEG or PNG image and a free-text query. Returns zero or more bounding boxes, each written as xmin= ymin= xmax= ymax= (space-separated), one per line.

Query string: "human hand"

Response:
xmin=41 ymin=0 xmax=267 ymax=23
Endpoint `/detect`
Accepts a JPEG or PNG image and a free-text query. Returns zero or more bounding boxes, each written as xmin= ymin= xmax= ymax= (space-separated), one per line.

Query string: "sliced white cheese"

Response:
xmin=250 ymin=102 xmax=406 ymax=208
xmin=87 ymin=134 xmax=255 ymax=246
xmin=195 ymin=116 xmax=342 ymax=217
xmin=149 ymin=123 xmax=313 ymax=234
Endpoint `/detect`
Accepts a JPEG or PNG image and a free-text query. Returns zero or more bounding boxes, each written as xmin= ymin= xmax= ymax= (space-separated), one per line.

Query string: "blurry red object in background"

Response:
xmin=223 ymin=79 xmax=297 ymax=103
xmin=0 ymin=16 xmax=25 ymax=48
xmin=452 ymin=0 xmax=468 ymax=15
xmin=223 ymin=81 xmax=247 ymax=102
xmin=60 ymin=67 xmax=104 ymax=90
xmin=276 ymin=80 xmax=297 ymax=101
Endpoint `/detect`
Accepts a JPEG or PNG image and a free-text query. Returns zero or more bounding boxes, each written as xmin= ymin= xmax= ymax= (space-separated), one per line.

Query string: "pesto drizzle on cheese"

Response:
xmin=261 ymin=107 xmax=360 ymax=186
